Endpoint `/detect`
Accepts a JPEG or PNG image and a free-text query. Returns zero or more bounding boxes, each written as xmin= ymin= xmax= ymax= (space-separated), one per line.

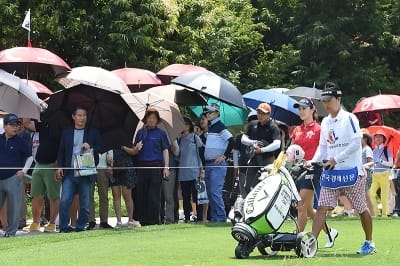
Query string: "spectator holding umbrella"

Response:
xmin=56 ymin=106 xmax=103 ymax=233
xmin=123 ymin=108 xmax=170 ymax=226
xmin=370 ymin=130 xmax=393 ymax=217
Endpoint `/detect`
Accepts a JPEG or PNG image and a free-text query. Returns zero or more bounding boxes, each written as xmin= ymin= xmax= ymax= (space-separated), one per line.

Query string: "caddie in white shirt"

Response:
xmin=310 ymin=82 xmax=376 ymax=255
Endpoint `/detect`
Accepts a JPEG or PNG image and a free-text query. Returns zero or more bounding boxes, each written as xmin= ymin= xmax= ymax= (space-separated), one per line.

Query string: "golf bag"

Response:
xmin=229 ymin=162 xmax=318 ymax=259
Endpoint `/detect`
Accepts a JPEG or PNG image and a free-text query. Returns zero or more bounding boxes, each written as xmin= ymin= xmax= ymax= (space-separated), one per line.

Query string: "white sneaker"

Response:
xmin=325 ymin=228 xmax=339 ymax=248
xmin=115 ymin=222 xmax=122 ymax=229
xmin=127 ymin=220 xmax=141 ymax=228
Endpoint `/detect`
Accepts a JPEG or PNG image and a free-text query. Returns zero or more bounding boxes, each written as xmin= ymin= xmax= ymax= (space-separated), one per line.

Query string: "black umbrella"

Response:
xmin=41 ymin=85 xmax=139 ymax=151
xmin=171 ymin=71 xmax=247 ymax=109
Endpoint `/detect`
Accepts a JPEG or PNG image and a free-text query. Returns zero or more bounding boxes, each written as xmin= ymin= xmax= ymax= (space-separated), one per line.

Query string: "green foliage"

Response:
xmin=1 ymin=0 xmax=400 ymax=113
xmin=258 ymin=0 xmax=400 ymax=110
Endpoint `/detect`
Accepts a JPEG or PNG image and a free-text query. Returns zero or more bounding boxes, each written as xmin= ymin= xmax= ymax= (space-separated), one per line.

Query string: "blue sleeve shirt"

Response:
xmin=204 ymin=118 xmax=232 ymax=161
xmin=373 ymin=145 xmax=393 ymax=173
xmin=0 ymin=134 xmax=32 ymax=179
xmin=134 ymin=127 xmax=170 ymax=162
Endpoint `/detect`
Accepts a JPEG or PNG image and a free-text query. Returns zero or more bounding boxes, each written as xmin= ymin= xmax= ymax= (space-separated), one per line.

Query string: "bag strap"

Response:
xmin=383 ymin=146 xmax=389 ymax=161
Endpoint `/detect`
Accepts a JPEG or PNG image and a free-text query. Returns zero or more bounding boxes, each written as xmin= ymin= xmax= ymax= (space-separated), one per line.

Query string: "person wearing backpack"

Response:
xmin=370 ymin=130 xmax=393 ymax=217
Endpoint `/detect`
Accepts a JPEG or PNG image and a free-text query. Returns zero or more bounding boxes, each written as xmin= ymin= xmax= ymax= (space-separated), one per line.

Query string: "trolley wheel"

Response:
xmin=235 ymin=243 xmax=250 ymax=259
xmin=295 ymin=232 xmax=318 ymax=258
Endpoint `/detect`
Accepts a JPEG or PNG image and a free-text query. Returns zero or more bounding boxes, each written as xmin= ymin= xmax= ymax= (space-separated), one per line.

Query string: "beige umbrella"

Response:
xmin=0 ymin=69 xmax=47 ymax=120
xmin=147 ymin=84 xmax=206 ymax=106
xmin=121 ymin=91 xmax=185 ymax=140
xmin=56 ymin=66 xmax=130 ymax=94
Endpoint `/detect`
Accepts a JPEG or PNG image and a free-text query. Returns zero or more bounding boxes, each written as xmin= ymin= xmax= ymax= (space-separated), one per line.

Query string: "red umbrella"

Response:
xmin=26 ymin=80 xmax=53 ymax=99
xmin=0 ymin=46 xmax=71 ymax=77
xmin=367 ymin=125 xmax=400 ymax=159
xmin=26 ymin=80 xmax=53 ymax=95
xmin=112 ymin=67 xmax=161 ymax=92
xmin=352 ymin=94 xmax=400 ymax=114
xmin=156 ymin=63 xmax=208 ymax=84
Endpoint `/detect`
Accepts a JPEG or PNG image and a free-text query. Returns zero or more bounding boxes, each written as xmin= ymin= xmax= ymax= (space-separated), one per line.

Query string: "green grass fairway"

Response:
xmin=1 ymin=218 xmax=398 ymax=265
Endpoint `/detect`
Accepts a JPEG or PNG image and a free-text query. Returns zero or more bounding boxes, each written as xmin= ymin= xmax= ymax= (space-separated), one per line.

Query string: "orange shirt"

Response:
xmin=291 ymin=120 xmax=321 ymax=160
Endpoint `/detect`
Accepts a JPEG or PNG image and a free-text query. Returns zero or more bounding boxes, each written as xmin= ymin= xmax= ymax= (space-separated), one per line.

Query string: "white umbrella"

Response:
xmin=0 ymin=69 xmax=47 ymax=119
xmin=121 ymin=91 xmax=185 ymax=140
xmin=269 ymin=87 xmax=289 ymax=94
xmin=56 ymin=66 xmax=130 ymax=94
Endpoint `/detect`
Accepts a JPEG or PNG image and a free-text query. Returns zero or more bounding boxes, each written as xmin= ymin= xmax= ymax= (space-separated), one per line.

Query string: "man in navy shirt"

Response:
xmin=0 ymin=114 xmax=31 ymax=236
xmin=123 ymin=108 xmax=170 ymax=225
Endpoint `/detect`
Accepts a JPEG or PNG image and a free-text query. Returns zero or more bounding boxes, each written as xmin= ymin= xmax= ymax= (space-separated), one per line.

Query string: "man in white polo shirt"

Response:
xmin=310 ymin=82 xmax=376 ymax=255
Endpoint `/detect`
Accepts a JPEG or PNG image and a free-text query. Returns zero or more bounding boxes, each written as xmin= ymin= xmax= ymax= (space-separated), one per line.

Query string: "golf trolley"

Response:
xmin=229 ymin=159 xmax=319 ymax=259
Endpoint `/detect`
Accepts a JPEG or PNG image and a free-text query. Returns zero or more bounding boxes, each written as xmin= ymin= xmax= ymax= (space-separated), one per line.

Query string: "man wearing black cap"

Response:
xmin=310 ymin=82 xmax=376 ymax=255
xmin=0 ymin=114 xmax=32 ymax=236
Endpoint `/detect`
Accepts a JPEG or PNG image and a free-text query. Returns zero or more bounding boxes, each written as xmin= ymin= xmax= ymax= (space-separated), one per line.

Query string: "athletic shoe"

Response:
xmin=190 ymin=215 xmax=197 ymax=222
xmin=59 ymin=226 xmax=74 ymax=233
xmin=99 ymin=222 xmax=113 ymax=229
xmin=26 ymin=222 xmax=41 ymax=231
xmin=127 ymin=220 xmax=141 ymax=228
xmin=115 ymin=222 xmax=123 ymax=229
xmin=44 ymin=223 xmax=57 ymax=233
xmin=86 ymin=221 xmax=96 ymax=230
xmin=325 ymin=228 xmax=339 ymax=248
xmin=357 ymin=241 xmax=376 ymax=255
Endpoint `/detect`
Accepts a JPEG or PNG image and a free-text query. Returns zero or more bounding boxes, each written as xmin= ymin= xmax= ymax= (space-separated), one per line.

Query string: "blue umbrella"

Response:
xmin=190 ymin=97 xmax=249 ymax=127
xmin=243 ymin=89 xmax=301 ymax=126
